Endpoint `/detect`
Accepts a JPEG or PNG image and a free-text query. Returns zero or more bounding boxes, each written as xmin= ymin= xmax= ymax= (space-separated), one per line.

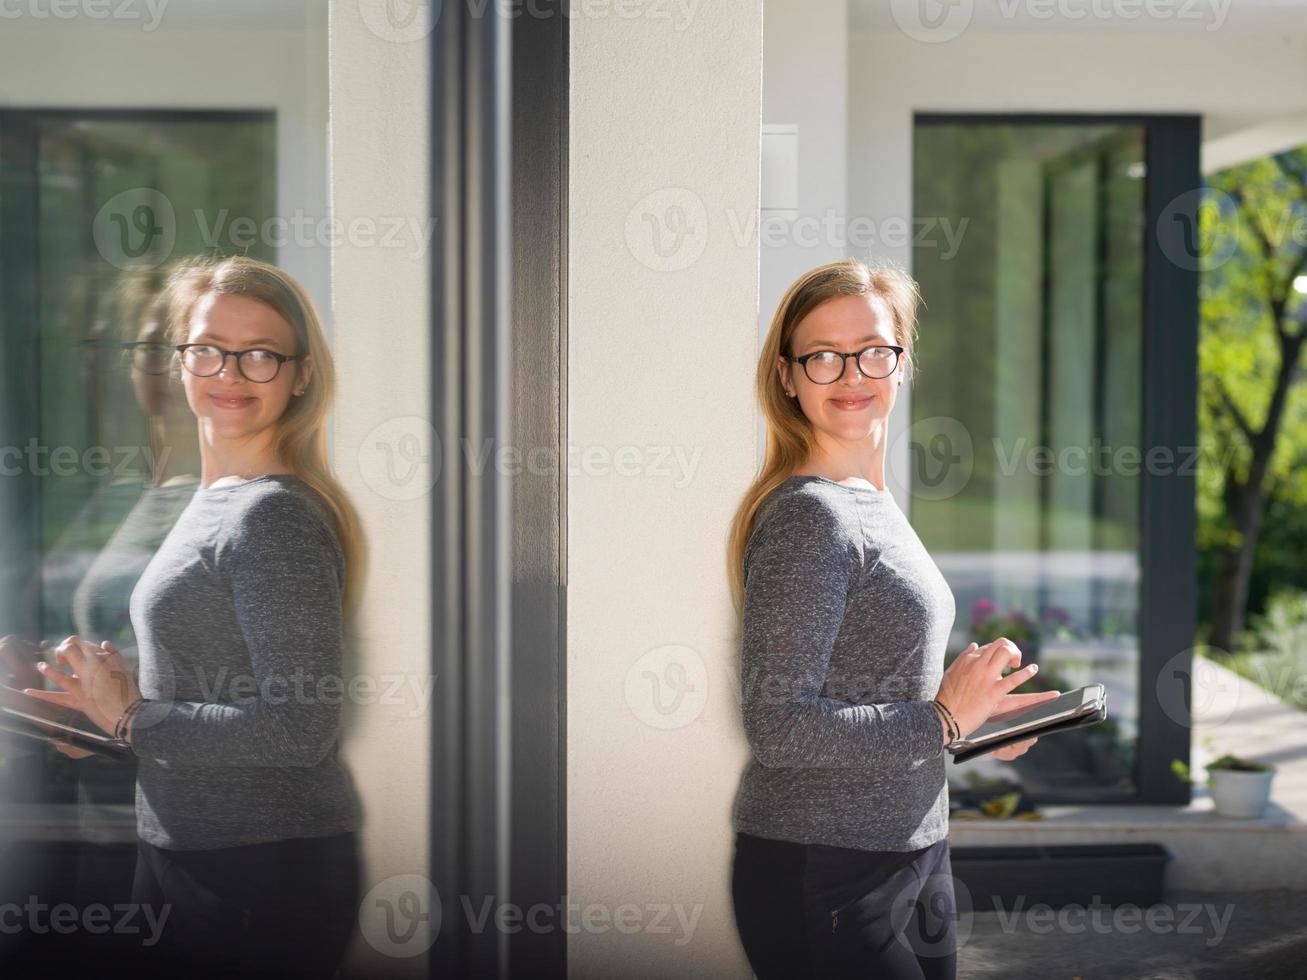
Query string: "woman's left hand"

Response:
xmin=990 ymin=737 xmax=1038 ymax=761
xmin=21 ymin=636 xmax=140 ymax=738
xmin=985 ymin=690 xmax=1062 ymax=762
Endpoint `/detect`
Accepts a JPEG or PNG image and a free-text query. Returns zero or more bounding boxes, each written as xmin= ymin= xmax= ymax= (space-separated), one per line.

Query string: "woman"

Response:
xmin=24 ymin=255 xmax=367 ymax=980
xmin=727 ymin=259 xmax=1060 ymax=980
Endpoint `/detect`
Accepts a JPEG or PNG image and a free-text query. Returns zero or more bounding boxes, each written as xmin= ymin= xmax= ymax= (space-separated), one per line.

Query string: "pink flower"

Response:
xmin=1042 ymin=606 xmax=1071 ymax=625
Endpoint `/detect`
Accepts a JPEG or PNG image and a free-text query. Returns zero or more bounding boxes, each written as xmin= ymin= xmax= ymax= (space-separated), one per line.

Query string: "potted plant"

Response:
xmin=1171 ymin=749 xmax=1276 ymax=819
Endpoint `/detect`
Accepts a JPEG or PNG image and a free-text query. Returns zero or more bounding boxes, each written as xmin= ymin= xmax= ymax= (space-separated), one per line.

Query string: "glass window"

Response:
xmin=1 ymin=110 xmax=276 ymax=833
xmin=912 ymin=120 xmax=1144 ymax=800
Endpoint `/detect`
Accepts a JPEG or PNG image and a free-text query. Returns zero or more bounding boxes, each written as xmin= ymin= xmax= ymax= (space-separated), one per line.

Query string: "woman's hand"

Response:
xmin=21 ymin=636 xmax=141 ymax=738
xmin=52 ymin=741 xmax=98 ymax=759
xmin=934 ymin=638 xmax=1044 ymax=740
xmin=982 ymin=690 xmax=1062 ymax=762
xmin=989 ymin=737 xmax=1037 ymax=761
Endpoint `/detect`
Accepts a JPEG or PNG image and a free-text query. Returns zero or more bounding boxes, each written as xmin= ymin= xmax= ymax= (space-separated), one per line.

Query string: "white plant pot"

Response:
xmin=1209 ymin=768 xmax=1275 ymax=819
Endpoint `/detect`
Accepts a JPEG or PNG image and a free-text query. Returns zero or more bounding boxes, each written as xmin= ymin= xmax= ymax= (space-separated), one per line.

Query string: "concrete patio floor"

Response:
xmin=952 ymin=654 xmax=1307 ymax=977
xmin=959 ymin=886 xmax=1307 ymax=980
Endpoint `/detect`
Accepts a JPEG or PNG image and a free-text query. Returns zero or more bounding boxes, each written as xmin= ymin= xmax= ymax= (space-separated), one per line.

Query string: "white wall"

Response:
xmin=567 ymin=3 xmax=763 ymax=977
xmin=760 ymin=0 xmax=849 ymax=326
xmin=327 ymin=2 xmax=432 ymax=978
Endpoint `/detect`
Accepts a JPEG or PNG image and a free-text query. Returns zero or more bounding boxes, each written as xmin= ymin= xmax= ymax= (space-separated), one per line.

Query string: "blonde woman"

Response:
xmin=25 ymin=256 xmax=367 ymax=980
xmin=727 ymin=259 xmax=1060 ymax=979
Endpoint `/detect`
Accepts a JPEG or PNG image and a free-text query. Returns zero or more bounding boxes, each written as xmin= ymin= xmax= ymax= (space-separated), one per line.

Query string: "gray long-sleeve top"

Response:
xmin=127 ymin=474 xmax=361 ymax=849
xmin=731 ymin=475 xmax=955 ymax=852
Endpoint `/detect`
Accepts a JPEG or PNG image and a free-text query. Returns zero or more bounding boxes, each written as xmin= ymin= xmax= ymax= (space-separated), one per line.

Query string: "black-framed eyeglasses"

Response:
xmin=75 ymin=339 xmax=176 ymax=376
xmin=175 ymin=344 xmax=303 ymax=384
xmin=786 ymin=345 xmax=903 ymax=384
xmin=121 ymin=341 xmax=175 ymax=376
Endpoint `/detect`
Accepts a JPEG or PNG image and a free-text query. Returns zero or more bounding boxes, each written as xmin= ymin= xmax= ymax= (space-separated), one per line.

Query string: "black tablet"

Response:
xmin=947 ymin=683 xmax=1108 ymax=763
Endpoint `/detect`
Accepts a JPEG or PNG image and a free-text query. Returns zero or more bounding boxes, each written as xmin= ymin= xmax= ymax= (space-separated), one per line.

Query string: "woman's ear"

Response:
xmin=777 ymin=356 xmax=795 ymax=397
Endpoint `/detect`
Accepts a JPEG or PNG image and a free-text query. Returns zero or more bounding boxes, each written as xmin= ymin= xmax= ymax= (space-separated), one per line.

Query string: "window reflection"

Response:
xmin=0 ymin=112 xmax=275 ymax=900
xmin=912 ymin=121 xmax=1145 ymax=801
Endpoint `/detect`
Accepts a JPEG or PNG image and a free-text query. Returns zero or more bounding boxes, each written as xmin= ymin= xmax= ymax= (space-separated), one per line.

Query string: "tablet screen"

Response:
xmin=962 ymin=684 xmax=1101 ymax=744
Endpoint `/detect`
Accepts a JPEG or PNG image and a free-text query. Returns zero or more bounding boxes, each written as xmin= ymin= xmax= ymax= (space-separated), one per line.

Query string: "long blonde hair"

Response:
xmin=726 ymin=258 xmax=922 ymax=614
xmin=162 ymin=255 xmax=368 ymax=622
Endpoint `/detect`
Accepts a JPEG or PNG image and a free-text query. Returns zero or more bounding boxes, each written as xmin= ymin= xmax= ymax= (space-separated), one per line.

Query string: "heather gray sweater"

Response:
xmin=127 ymin=474 xmax=361 ymax=850
xmin=731 ymin=475 xmax=955 ymax=852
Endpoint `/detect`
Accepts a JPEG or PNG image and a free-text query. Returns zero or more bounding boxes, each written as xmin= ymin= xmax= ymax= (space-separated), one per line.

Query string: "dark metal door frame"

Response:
xmin=430 ymin=2 xmax=567 ymax=977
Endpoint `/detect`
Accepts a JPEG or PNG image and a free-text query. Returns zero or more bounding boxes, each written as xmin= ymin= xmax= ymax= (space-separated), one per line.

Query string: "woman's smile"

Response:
xmin=828 ymin=394 xmax=873 ymax=411
xmin=210 ymin=393 xmax=256 ymax=410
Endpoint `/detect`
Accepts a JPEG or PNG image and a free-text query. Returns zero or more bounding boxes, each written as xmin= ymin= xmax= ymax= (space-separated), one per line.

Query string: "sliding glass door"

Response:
xmin=912 ymin=116 xmax=1198 ymax=804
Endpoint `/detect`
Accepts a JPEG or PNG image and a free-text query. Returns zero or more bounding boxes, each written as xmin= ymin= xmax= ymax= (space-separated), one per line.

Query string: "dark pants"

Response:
xmin=128 ymin=831 xmax=361 ymax=980
xmin=731 ymin=831 xmax=958 ymax=980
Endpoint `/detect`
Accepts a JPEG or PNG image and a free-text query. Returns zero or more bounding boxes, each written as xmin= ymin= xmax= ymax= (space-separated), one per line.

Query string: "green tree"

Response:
xmin=1201 ymin=150 xmax=1307 ymax=652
